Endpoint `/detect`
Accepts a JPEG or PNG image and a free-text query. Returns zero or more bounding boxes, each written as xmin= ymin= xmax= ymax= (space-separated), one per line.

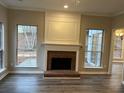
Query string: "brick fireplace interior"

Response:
xmin=47 ymin=51 xmax=76 ymax=71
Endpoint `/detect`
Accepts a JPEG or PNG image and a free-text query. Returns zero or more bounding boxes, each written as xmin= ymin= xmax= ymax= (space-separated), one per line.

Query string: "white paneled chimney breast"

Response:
xmin=45 ymin=11 xmax=81 ymax=45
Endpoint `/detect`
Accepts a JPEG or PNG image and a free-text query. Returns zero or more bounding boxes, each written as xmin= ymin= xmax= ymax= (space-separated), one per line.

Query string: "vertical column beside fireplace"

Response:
xmin=47 ymin=51 xmax=76 ymax=71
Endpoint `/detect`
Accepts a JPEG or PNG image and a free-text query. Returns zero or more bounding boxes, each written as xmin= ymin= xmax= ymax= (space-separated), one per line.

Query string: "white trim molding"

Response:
xmin=113 ymin=11 xmax=124 ymax=17
xmin=108 ymin=29 xmax=115 ymax=74
xmin=0 ymin=71 xmax=8 ymax=80
xmin=0 ymin=1 xmax=7 ymax=8
xmin=122 ymin=63 xmax=124 ymax=84
xmin=79 ymin=72 xmax=108 ymax=74
xmin=9 ymin=71 xmax=44 ymax=74
xmin=0 ymin=68 xmax=7 ymax=73
xmin=122 ymin=81 xmax=124 ymax=85
xmin=8 ymin=6 xmax=45 ymax=12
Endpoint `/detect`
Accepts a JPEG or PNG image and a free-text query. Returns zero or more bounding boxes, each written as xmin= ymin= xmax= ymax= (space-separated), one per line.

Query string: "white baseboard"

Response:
xmin=9 ymin=71 xmax=44 ymax=74
xmin=79 ymin=72 xmax=108 ymax=74
xmin=122 ymin=81 xmax=124 ymax=84
xmin=0 ymin=71 xmax=9 ymax=80
xmin=0 ymin=1 xmax=7 ymax=8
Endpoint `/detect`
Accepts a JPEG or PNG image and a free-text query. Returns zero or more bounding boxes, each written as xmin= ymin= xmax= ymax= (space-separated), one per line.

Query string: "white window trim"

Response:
xmin=0 ymin=68 xmax=6 ymax=73
xmin=0 ymin=23 xmax=5 ymax=69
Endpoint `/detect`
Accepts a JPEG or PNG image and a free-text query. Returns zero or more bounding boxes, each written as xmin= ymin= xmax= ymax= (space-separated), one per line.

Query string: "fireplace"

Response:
xmin=47 ymin=51 xmax=76 ymax=71
xmin=51 ymin=58 xmax=72 ymax=70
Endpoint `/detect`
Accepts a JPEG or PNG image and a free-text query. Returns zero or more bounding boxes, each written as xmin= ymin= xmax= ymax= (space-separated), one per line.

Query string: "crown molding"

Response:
xmin=0 ymin=1 xmax=8 ymax=8
xmin=82 ymin=12 xmax=112 ymax=17
xmin=112 ymin=11 xmax=124 ymax=17
xmin=0 ymin=71 xmax=8 ymax=80
xmin=8 ymin=5 xmax=45 ymax=12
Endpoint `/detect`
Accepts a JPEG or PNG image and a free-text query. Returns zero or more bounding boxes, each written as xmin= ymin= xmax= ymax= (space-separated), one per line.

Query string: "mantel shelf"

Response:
xmin=41 ymin=42 xmax=82 ymax=47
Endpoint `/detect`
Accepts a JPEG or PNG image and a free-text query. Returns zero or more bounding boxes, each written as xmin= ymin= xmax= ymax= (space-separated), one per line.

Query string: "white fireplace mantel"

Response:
xmin=41 ymin=11 xmax=81 ymax=73
xmin=41 ymin=43 xmax=80 ymax=72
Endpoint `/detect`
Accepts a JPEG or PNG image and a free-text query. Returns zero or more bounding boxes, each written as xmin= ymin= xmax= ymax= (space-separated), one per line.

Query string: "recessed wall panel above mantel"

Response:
xmin=45 ymin=11 xmax=81 ymax=45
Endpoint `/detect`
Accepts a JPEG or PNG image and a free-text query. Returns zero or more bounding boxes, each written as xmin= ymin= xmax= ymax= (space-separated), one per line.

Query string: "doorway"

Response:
xmin=109 ymin=29 xmax=124 ymax=81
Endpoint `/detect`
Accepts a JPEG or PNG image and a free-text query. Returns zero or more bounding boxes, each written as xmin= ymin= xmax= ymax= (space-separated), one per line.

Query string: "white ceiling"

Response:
xmin=0 ymin=0 xmax=124 ymax=16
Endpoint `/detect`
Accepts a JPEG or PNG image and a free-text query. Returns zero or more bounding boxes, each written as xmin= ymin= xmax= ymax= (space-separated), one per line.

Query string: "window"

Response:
xmin=84 ymin=29 xmax=104 ymax=68
xmin=16 ymin=25 xmax=37 ymax=67
xmin=0 ymin=23 xmax=4 ymax=69
xmin=113 ymin=36 xmax=123 ymax=59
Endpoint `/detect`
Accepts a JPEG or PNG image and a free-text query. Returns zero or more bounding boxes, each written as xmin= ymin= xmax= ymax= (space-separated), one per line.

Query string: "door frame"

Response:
xmin=108 ymin=29 xmax=114 ymax=74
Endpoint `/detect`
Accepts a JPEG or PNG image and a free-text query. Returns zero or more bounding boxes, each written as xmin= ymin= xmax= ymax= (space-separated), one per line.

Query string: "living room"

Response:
xmin=0 ymin=0 xmax=124 ymax=93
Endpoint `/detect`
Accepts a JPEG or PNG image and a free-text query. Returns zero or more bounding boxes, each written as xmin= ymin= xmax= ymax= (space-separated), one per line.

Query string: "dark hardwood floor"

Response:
xmin=0 ymin=63 xmax=124 ymax=93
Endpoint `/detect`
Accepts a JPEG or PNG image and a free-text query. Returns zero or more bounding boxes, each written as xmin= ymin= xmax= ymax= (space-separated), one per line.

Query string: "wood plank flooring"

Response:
xmin=0 ymin=63 xmax=124 ymax=93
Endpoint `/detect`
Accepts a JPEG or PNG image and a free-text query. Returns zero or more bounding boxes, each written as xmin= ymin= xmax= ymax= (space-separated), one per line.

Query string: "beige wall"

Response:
xmin=0 ymin=2 xmax=123 ymax=75
xmin=8 ymin=9 xmax=113 ymax=73
xmin=8 ymin=9 xmax=45 ymax=72
xmin=79 ymin=15 xmax=112 ymax=73
xmin=0 ymin=4 xmax=8 ymax=77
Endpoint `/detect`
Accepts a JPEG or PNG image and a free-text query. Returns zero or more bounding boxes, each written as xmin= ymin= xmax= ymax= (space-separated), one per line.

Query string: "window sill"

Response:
xmin=0 ymin=68 xmax=6 ymax=73
xmin=84 ymin=67 xmax=103 ymax=69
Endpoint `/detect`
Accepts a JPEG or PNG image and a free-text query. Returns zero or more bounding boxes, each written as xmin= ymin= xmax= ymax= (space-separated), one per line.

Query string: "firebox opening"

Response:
xmin=47 ymin=51 xmax=76 ymax=71
xmin=51 ymin=58 xmax=72 ymax=70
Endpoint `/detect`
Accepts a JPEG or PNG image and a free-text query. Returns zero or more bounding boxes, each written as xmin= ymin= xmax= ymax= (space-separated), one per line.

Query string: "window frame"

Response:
xmin=16 ymin=24 xmax=38 ymax=68
xmin=84 ymin=28 xmax=105 ymax=68
xmin=0 ymin=22 xmax=5 ymax=70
